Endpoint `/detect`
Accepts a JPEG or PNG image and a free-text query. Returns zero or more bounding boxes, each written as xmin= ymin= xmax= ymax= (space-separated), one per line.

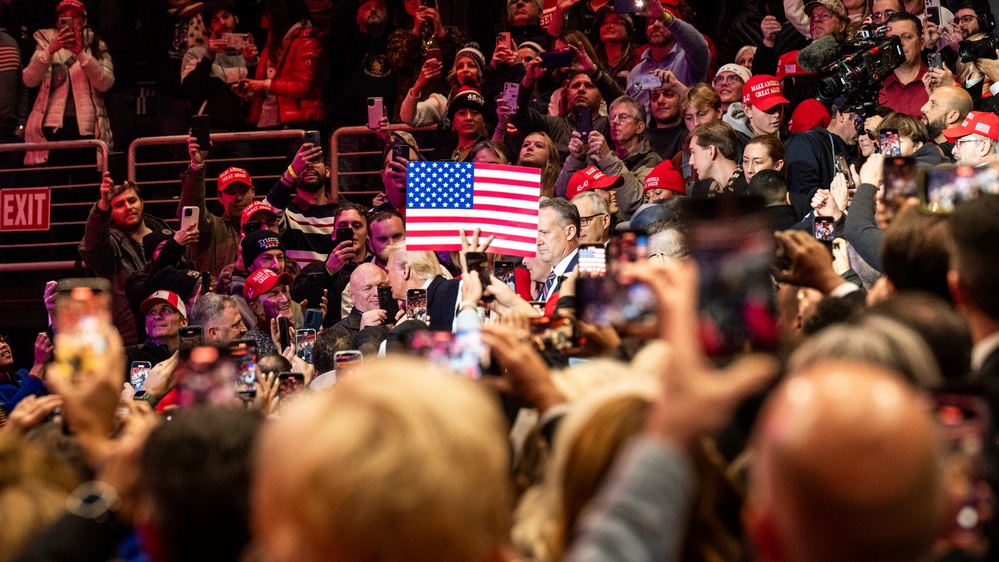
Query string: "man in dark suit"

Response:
xmin=330 ymin=263 xmax=389 ymax=343
xmin=536 ymin=198 xmax=581 ymax=304
xmin=949 ymin=193 xmax=999 ymax=557
xmin=386 ymin=246 xmax=460 ymax=331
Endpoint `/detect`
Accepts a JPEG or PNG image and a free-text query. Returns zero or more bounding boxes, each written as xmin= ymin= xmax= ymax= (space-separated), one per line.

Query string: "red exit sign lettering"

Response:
xmin=1 ymin=188 xmax=50 ymax=231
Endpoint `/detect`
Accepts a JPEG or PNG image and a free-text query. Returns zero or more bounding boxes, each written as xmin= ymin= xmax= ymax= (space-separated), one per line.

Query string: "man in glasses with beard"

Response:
xmin=265 ymin=141 xmax=343 ymax=268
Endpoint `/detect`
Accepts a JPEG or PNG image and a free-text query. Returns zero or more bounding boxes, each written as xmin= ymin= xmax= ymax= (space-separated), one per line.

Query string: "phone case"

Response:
xmin=367 ymin=98 xmax=384 ymax=128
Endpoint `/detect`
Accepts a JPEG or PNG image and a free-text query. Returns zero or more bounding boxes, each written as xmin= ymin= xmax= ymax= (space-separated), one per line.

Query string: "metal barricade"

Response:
xmin=331 ymin=124 xmax=435 ymax=201
xmin=0 ymin=139 xmax=109 ymax=270
xmin=128 ymin=130 xmax=306 ymax=229
xmin=0 ymin=131 xmax=311 ymax=272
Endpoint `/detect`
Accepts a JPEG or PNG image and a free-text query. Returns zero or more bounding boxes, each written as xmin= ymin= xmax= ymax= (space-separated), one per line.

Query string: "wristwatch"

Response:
xmin=66 ymin=481 xmax=121 ymax=523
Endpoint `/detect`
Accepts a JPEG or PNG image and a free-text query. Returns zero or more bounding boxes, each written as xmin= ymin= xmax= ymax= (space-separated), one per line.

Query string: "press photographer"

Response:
xmin=798 ymin=16 xmax=911 ymax=118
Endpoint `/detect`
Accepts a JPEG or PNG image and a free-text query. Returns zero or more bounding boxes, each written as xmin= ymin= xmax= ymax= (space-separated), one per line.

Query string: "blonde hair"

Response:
xmin=386 ymin=245 xmax=451 ymax=281
xmin=253 ymin=357 xmax=511 ymax=562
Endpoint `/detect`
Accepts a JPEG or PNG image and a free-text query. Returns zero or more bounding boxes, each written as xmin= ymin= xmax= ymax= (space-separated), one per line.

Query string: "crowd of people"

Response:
xmin=6 ymin=0 xmax=999 ymax=560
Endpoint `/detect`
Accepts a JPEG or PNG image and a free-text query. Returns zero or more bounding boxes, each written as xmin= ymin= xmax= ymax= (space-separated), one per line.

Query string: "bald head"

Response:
xmin=348 ymin=263 xmax=386 ymax=314
xmin=921 ymin=86 xmax=973 ymax=141
xmin=745 ymin=361 xmax=945 ymax=562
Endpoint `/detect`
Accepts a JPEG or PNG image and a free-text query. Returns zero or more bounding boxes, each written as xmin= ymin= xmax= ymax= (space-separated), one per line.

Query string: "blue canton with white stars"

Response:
xmin=407 ymin=161 xmax=474 ymax=209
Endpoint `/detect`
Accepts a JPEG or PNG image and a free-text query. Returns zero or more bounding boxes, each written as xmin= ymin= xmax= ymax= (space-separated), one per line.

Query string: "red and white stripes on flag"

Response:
xmin=405 ymin=161 xmax=540 ymax=257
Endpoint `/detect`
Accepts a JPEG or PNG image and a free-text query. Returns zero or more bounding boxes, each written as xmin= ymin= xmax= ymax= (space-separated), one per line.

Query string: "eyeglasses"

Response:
xmin=956 ymin=15 xmax=979 ymax=25
xmin=956 ymin=138 xmax=985 ymax=145
xmin=712 ymin=74 xmax=743 ymax=86
xmin=871 ymin=9 xmax=896 ymax=22
xmin=579 ymin=213 xmax=608 ymax=226
xmin=608 ymin=113 xmax=639 ymax=124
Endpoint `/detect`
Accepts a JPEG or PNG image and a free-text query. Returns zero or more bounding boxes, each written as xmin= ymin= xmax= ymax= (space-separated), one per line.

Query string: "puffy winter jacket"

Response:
xmin=248 ymin=22 xmax=325 ymax=126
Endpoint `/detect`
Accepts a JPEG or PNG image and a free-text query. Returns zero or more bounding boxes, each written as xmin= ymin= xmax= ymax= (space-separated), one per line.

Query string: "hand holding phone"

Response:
xmin=367 ymin=97 xmax=384 ymax=129
xmin=191 ymin=115 xmax=211 ymax=152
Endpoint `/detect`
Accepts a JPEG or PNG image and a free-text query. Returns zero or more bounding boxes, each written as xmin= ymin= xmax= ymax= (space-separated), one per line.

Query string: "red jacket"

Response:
xmin=249 ymin=23 xmax=325 ymax=126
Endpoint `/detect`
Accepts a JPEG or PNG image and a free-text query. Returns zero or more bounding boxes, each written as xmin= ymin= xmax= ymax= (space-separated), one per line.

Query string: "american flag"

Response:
xmin=406 ymin=161 xmax=541 ymax=257
xmin=577 ymin=245 xmax=606 ymax=276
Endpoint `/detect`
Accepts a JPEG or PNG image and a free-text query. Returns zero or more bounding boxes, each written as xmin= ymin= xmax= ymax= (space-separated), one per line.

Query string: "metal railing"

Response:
xmin=330 ymin=124 xmax=435 ymax=200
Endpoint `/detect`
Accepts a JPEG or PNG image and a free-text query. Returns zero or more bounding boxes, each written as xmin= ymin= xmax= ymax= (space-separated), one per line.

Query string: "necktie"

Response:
xmin=539 ymin=269 xmax=557 ymax=302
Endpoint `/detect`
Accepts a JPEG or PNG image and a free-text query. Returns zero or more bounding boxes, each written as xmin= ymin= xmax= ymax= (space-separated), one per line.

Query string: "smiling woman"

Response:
xmin=0 ymin=334 xmax=50 ymax=421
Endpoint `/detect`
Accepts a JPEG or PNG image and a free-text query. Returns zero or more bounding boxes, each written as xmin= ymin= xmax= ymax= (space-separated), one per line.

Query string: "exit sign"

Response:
xmin=1 ymin=188 xmax=50 ymax=231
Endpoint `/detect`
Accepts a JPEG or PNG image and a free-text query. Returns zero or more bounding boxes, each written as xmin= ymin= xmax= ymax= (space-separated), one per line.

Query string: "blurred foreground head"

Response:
xmin=744 ymin=361 xmax=947 ymax=562
xmin=253 ymin=357 xmax=511 ymax=562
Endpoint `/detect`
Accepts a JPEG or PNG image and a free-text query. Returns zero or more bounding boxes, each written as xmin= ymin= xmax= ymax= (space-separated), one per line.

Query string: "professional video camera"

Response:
xmin=813 ymin=25 xmax=905 ymax=117
xmin=957 ymin=1 xmax=999 ymax=62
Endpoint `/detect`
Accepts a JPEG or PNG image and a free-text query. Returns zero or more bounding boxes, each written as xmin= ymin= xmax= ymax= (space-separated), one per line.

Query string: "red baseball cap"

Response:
xmin=218 ymin=167 xmax=253 ymax=194
xmin=788 ymin=99 xmax=831 ymax=132
xmin=56 ymin=0 xmax=86 ymax=16
xmin=240 ymin=201 xmax=278 ymax=227
xmin=776 ymin=50 xmax=813 ymax=80
xmin=942 ymin=111 xmax=999 ymax=142
xmin=567 ymin=166 xmax=623 ymax=200
xmin=643 ymin=160 xmax=686 ymax=194
xmin=742 ymin=75 xmax=789 ymax=112
xmin=140 ymin=290 xmax=187 ymax=318
xmin=244 ymin=269 xmax=293 ymax=302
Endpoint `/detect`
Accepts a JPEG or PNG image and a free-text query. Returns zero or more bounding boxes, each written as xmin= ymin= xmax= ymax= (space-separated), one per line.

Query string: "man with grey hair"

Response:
xmin=189 ymin=292 xmax=248 ymax=346
xmin=571 ymin=191 xmax=611 ymax=245
xmin=564 ymin=96 xmax=663 ymax=215
xmin=537 ymin=198 xmax=581 ymax=302
xmin=943 ymin=111 xmax=999 ymax=167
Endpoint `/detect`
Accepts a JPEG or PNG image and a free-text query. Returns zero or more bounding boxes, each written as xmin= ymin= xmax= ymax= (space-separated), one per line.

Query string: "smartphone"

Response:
xmin=835 ymin=155 xmax=855 ymax=191
xmin=496 ymin=31 xmax=512 ymax=51
xmin=502 ymin=81 xmax=520 ymax=110
xmin=177 ymin=345 xmax=238 ymax=407
xmin=575 ymin=107 xmax=592 ymax=140
xmin=130 ymin=361 xmax=151 ymax=391
xmin=613 ymin=0 xmax=645 ymax=13
xmin=178 ymin=326 xmax=203 ymax=353
xmin=813 ymin=215 xmax=836 ymax=249
xmin=367 ymin=97 xmax=384 ymax=129
xmin=58 ymin=16 xmax=72 ymax=29
xmin=464 ymin=252 xmax=492 ymax=302
xmin=921 ymin=164 xmax=999 ymax=213
xmin=334 ymin=350 xmax=363 ymax=378
xmin=924 ymin=0 xmax=941 ymax=26
xmin=539 ymin=50 xmax=572 ymax=69
xmin=305 ymin=272 xmax=325 ymax=311
xmin=406 ymin=288 xmax=429 ymax=323
xmin=687 ymin=197 xmax=779 ymax=359
xmin=278 ymin=316 xmax=291 ymax=352
xmin=930 ymin=392 xmax=989 ymax=551
xmin=180 ymin=205 xmax=199 ymax=232
xmin=304 ymin=308 xmax=323 ymax=331
xmin=51 ymin=278 xmax=113 ymax=383
xmin=378 ymin=285 xmax=401 ymax=322
xmin=191 ymin=114 xmax=211 ymax=152
xmin=883 ymin=156 xmax=918 ymax=222
xmin=634 ymin=73 xmax=663 ymax=91
xmin=201 ymin=271 xmax=211 ymax=294
xmin=421 ymin=0 xmax=435 ymax=6
xmin=242 ymin=220 xmax=261 ymax=234
xmin=577 ymin=244 xmax=608 ymax=277
xmin=930 ymin=51 xmax=943 ymax=69
xmin=493 ymin=261 xmax=516 ymax=292
xmin=879 ymin=128 xmax=901 ymax=157
xmin=407 ymin=330 xmax=487 ymax=380
xmin=578 ymin=231 xmax=657 ymax=337
xmin=392 ymin=143 xmax=410 ymax=161
xmin=528 ymin=316 xmax=576 ymax=352
xmin=229 ymin=339 xmax=258 ymax=398
xmin=277 ymin=372 xmax=306 ymax=401
xmin=221 ymin=32 xmax=250 ymax=50
xmin=335 ymin=226 xmax=354 ymax=248
xmin=295 ymin=329 xmax=316 ymax=363
xmin=107 ymin=151 xmax=127 ymax=184
xmin=305 ymin=130 xmax=322 ymax=147
xmin=426 ymin=47 xmax=442 ymax=62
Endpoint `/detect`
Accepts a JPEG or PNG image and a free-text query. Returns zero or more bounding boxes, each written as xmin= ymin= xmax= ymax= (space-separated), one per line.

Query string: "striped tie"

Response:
xmin=539 ymin=269 xmax=557 ymax=302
